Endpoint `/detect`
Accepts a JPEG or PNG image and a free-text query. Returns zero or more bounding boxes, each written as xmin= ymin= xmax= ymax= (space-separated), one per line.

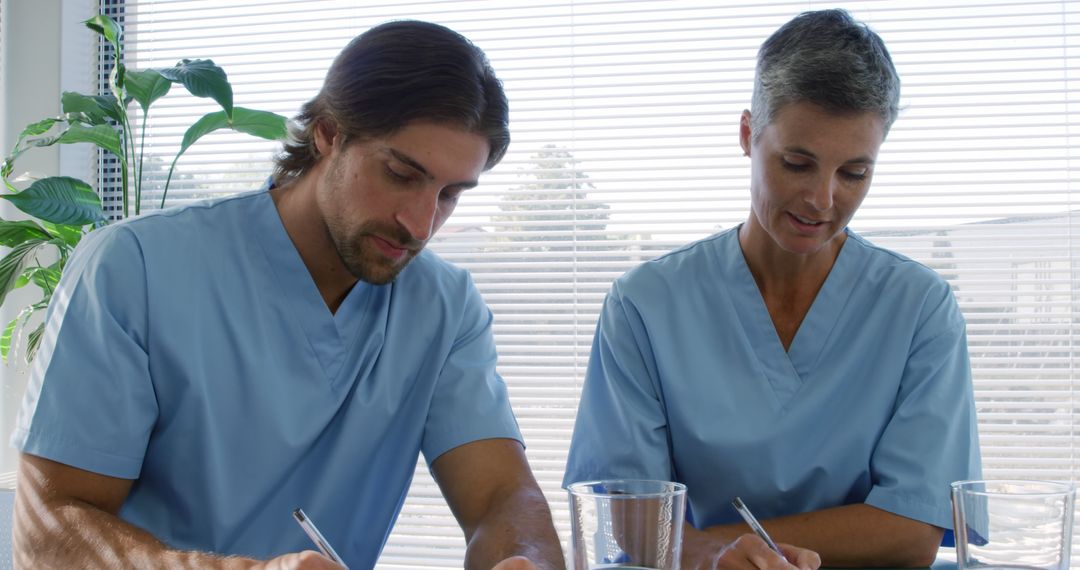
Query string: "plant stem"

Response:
xmin=161 ymin=158 xmax=178 ymax=210
xmin=136 ymin=110 xmax=148 ymax=215
xmin=121 ymin=110 xmax=139 ymax=218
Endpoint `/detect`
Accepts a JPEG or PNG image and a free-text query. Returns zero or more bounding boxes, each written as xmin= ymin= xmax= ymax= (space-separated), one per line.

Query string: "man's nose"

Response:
xmin=396 ymin=190 xmax=439 ymax=242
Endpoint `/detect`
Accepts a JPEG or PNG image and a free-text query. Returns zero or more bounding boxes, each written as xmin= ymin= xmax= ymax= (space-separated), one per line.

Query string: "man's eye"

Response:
xmin=385 ymin=166 xmax=413 ymax=182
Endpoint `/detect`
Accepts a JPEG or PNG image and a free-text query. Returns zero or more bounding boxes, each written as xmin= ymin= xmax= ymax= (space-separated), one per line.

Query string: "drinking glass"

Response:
xmin=952 ymin=479 xmax=1075 ymax=570
xmin=567 ymin=479 xmax=687 ymax=570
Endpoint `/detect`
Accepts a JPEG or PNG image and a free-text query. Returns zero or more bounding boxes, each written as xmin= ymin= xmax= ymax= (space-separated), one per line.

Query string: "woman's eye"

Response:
xmin=841 ymin=168 xmax=869 ymax=181
xmin=782 ymin=158 xmax=810 ymax=172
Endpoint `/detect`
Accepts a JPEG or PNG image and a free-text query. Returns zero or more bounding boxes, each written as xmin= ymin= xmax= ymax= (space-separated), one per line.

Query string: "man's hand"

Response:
xmin=491 ymin=555 xmax=538 ymax=570
xmin=16 ymin=454 xmax=353 ymax=570
xmin=431 ymin=439 xmax=564 ymax=569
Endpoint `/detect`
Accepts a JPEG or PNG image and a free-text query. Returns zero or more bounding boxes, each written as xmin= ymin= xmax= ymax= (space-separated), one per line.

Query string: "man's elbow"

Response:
xmin=13 ymin=519 xmax=50 ymax=570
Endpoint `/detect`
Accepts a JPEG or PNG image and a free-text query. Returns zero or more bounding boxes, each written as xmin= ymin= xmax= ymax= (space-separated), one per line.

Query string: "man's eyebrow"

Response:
xmin=385 ymin=147 xmax=480 ymax=189
xmin=386 ymin=148 xmax=434 ymax=181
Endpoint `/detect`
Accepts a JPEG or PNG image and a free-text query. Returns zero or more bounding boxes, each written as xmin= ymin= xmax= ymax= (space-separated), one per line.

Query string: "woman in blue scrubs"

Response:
xmin=564 ymin=9 xmax=981 ymax=569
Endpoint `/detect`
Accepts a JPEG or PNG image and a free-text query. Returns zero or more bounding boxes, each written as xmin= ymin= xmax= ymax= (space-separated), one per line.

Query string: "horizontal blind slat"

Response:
xmin=110 ymin=0 xmax=1080 ymax=566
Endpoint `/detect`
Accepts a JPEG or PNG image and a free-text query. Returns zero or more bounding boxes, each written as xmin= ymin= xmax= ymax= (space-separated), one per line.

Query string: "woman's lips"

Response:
xmin=787 ymin=211 xmax=827 ymax=232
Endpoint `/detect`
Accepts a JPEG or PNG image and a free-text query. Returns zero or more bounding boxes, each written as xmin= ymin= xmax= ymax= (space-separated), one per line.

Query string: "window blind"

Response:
xmin=99 ymin=0 xmax=1080 ymax=566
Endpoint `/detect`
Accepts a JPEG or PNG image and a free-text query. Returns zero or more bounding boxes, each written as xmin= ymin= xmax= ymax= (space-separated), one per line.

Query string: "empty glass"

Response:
xmin=951 ymin=479 xmax=1075 ymax=570
xmin=567 ymin=479 xmax=687 ymax=570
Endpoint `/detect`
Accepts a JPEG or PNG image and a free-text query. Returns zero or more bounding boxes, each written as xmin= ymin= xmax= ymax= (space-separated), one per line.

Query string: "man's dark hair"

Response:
xmin=273 ymin=20 xmax=510 ymax=184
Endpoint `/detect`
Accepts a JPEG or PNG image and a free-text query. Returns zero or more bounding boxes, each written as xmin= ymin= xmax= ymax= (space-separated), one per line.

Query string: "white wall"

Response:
xmin=0 ymin=0 xmax=94 ymax=477
xmin=0 ymin=0 xmax=63 ymax=477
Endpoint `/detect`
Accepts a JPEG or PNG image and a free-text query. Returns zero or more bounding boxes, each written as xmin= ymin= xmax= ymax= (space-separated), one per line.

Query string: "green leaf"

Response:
xmin=55 ymin=124 xmax=123 ymax=159
xmin=2 ymin=177 xmax=105 ymax=226
xmin=84 ymin=14 xmax=122 ymax=58
xmin=41 ymin=221 xmax=85 ymax=247
xmin=0 ymin=300 xmax=45 ymax=363
xmin=160 ymin=107 xmax=287 ymax=208
xmin=0 ymin=305 xmax=33 ymax=363
xmin=18 ymin=118 xmax=60 ymax=139
xmin=178 ymin=107 xmax=287 ymax=157
xmin=23 ymin=266 xmax=61 ymax=293
xmin=34 ymin=267 xmax=61 ymax=292
xmin=0 ymin=240 xmax=47 ymax=309
xmin=0 ymin=220 xmax=52 ymax=247
xmin=229 ymin=108 xmax=289 ymax=141
xmin=125 ymin=69 xmax=172 ymax=112
xmin=158 ymin=59 xmax=233 ymax=118
xmin=1 ymin=314 xmax=19 ymax=361
xmin=4 ymin=118 xmax=62 ymax=177
xmin=178 ymin=111 xmax=231 ymax=156
xmin=61 ymin=92 xmax=122 ymax=124
xmin=25 ymin=135 xmax=60 ymax=150
xmin=25 ymin=322 xmax=45 ymax=363
xmin=110 ymin=63 xmax=125 ymax=104
xmin=95 ymin=95 xmax=125 ymax=122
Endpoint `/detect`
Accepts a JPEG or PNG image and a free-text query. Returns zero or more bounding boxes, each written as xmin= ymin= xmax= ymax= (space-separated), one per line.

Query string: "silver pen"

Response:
xmin=731 ymin=497 xmax=783 ymax=555
xmin=292 ymin=508 xmax=347 ymax=567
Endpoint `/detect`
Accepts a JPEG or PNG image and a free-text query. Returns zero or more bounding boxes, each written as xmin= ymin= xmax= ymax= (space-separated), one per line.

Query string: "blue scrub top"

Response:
xmin=13 ymin=188 xmax=522 ymax=567
xmin=564 ymin=227 xmax=981 ymax=533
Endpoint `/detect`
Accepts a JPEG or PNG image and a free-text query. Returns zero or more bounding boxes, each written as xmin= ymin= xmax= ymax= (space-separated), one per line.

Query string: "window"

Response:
xmin=29 ymin=0 xmax=1080 ymax=565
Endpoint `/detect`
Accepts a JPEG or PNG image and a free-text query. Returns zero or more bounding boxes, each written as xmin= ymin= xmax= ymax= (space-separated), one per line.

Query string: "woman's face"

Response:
xmin=740 ymin=101 xmax=886 ymax=258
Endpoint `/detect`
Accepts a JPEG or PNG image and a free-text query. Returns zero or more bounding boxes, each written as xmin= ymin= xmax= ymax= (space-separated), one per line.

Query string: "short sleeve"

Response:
xmin=865 ymin=285 xmax=982 ymax=529
xmin=420 ymin=276 xmax=521 ymax=463
xmin=563 ymin=283 xmax=673 ymax=487
xmin=11 ymin=225 xmax=157 ymax=479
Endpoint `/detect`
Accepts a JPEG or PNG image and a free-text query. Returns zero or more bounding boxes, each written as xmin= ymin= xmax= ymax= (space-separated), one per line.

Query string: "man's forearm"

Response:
xmin=15 ymin=498 xmax=258 ymax=569
xmin=463 ymin=486 xmax=565 ymax=570
xmin=701 ymin=503 xmax=942 ymax=568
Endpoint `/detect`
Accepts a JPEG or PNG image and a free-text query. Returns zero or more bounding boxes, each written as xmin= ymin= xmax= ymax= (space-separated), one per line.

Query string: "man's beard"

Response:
xmin=328 ymin=221 xmax=422 ymax=285
xmin=318 ymin=152 xmax=426 ymax=285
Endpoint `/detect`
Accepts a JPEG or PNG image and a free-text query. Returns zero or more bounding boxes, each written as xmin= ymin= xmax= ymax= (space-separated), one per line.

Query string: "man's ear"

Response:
xmin=313 ymin=120 xmax=339 ymax=157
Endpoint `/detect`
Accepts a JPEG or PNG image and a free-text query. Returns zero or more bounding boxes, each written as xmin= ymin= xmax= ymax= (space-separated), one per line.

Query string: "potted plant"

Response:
xmin=0 ymin=13 xmax=288 ymax=363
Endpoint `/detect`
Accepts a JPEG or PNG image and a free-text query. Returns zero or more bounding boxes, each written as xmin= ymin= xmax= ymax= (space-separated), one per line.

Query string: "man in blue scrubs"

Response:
xmin=12 ymin=21 xmax=563 ymax=570
xmin=564 ymin=9 xmax=981 ymax=569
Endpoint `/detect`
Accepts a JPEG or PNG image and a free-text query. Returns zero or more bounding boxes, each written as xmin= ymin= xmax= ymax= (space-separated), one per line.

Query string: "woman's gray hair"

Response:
xmin=750 ymin=9 xmax=900 ymax=141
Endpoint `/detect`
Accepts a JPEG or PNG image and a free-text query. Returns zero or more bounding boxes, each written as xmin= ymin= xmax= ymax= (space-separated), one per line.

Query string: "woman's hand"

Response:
xmin=491 ymin=555 xmax=538 ymax=570
xmin=255 ymin=550 xmax=347 ymax=569
xmin=683 ymin=530 xmax=821 ymax=570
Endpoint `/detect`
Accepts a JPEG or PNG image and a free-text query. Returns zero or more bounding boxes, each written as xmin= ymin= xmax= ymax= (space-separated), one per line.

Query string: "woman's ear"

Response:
xmin=739 ymin=110 xmax=753 ymax=157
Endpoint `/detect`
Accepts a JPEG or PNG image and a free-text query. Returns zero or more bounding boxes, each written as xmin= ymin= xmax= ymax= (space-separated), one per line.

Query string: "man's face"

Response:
xmin=315 ymin=121 xmax=490 ymax=285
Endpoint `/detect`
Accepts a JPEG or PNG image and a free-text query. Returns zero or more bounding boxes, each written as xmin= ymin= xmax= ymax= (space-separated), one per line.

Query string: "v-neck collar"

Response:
xmin=249 ymin=188 xmax=377 ymax=390
xmin=724 ymin=227 xmax=866 ymax=407
xmin=790 ymin=232 xmax=867 ymax=375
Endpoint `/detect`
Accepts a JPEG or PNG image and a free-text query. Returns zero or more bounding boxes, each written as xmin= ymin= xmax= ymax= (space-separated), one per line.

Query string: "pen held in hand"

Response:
xmin=731 ymin=496 xmax=783 ymax=556
xmin=292 ymin=507 xmax=347 ymax=568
